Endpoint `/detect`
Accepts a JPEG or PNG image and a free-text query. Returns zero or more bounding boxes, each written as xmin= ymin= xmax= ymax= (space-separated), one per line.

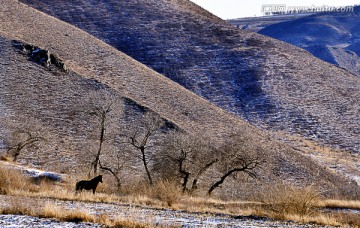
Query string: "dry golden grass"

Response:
xmin=123 ymin=180 xmax=182 ymax=207
xmin=0 ymin=166 xmax=38 ymax=194
xmin=0 ymin=198 xmax=151 ymax=227
xmin=40 ymin=202 xmax=96 ymax=223
xmin=2 ymin=176 xmax=360 ymax=227
xmin=258 ymin=184 xmax=321 ymax=218
xmin=318 ymin=199 xmax=360 ymax=210
xmin=1 ymin=164 xmax=359 ymax=227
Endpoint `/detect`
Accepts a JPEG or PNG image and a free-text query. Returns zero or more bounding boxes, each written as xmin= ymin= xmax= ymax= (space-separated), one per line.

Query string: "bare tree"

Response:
xmin=127 ymin=112 xmax=164 ymax=185
xmin=85 ymin=90 xmax=123 ymax=177
xmin=207 ymin=132 xmax=264 ymax=195
xmin=2 ymin=131 xmax=44 ymax=161
xmin=99 ymin=149 xmax=126 ymax=189
xmin=157 ymin=132 xmax=217 ymax=193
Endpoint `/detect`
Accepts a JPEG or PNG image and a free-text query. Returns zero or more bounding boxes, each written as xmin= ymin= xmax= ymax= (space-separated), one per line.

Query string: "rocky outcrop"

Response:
xmin=12 ymin=40 xmax=67 ymax=71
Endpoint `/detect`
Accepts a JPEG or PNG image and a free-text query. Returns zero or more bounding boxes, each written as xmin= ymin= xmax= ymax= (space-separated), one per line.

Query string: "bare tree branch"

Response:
xmin=207 ymin=132 xmax=264 ymax=195
xmin=127 ymin=112 xmax=164 ymax=185
xmin=4 ymin=131 xmax=45 ymax=161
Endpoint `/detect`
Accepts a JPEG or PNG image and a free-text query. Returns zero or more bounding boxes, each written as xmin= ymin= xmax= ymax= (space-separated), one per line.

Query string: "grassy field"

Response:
xmin=0 ymin=165 xmax=359 ymax=227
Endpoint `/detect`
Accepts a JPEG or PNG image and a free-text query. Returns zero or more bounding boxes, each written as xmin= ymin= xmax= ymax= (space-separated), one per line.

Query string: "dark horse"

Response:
xmin=75 ymin=175 xmax=103 ymax=194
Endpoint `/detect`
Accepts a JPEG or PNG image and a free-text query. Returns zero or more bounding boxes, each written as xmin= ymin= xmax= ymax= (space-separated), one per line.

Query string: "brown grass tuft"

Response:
xmin=40 ymin=202 xmax=96 ymax=223
xmin=0 ymin=166 xmax=37 ymax=194
xmin=123 ymin=180 xmax=182 ymax=207
xmin=318 ymin=199 xmax=360 ymax=210
xmin=257 ymin=184 xmax=321 ymax=219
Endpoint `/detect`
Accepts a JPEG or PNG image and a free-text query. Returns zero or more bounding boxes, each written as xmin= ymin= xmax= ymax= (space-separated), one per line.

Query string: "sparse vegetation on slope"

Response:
xmin=18 ymin=0 xmax=360 ymax=155
xmin=0 ymin=0 xmax=359 ymax=226
xmin=0 ymin=0 xmax=356 ymax=198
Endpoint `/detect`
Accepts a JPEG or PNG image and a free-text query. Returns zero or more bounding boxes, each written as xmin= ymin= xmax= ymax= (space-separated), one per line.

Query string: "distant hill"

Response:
xmin=18 ymin=0 xmax=360 ymax=155
xmin=228 ymin=14 xmax=313 ymax=32
xmin=229 ymin=8 xmax=360 ymax=77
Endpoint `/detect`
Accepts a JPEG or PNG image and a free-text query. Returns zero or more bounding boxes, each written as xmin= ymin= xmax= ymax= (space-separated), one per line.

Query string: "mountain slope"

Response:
xmin=0 ymin=0 xmax=358 ymax=196
xmin=18 ymin=0 xmax=360 ymax=154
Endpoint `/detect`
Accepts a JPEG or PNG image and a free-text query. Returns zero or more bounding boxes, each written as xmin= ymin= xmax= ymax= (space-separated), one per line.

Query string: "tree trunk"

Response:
xmin=207 ymin=168 xmax=243 ymax=195
xmin=141 ymin=147 xmax=153 ymax=185
xmin=91 ymin=111 xmax=106 ymax=176
xmin=177 ymin=157 xmax=190 ymax=193
xmin=99 ymin=162 xmax=121 ymax=189
xmin=190 ymin=179 xmax=198 ymax=193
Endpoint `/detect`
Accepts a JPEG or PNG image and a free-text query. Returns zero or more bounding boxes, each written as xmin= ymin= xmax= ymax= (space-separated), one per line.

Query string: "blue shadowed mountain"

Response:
xmin=233 ymin=7 xmax=360 ymax=76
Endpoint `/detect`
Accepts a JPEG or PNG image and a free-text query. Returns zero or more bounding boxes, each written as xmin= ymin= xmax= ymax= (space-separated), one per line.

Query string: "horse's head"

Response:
xmin=98 ymin=175 xmax=103 ymax=183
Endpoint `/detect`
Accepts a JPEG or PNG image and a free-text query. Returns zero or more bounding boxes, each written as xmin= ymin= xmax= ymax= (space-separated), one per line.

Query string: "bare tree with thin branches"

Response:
xmin=1 ymin=131 xmax=45 ymax=161
xmin=99 ymin=149 xmax=126 ymax=189
xmin=85 ymin=90 xmax=123 ymax=177
xmin=127 ymin=112 xmax=164 ymax=185
xmin=207 ymin=132 xmax=264 ymax=195
xmin=156 ymin=132 xmax=217 ymax=193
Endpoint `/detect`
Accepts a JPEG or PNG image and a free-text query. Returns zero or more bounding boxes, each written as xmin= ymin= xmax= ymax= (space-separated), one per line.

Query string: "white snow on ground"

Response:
xmin=50 ymin=199 xmax=332 ymax=227
xmin=348 ymin=174 xmax=360 ymax=185
xmin=0 ymin=214 xmax=102 ymax=227
xmin=0 ymin=161 xmax=64 ymax=182
xmin=0 ymin=162 xmax=341 ymax=227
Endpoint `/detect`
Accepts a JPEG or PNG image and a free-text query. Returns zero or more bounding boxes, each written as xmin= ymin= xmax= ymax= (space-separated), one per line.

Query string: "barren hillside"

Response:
xmin=0 ymin=0 xmax=358 ymax=197
xmin=18 ymin=0 xmax=360 ymax=154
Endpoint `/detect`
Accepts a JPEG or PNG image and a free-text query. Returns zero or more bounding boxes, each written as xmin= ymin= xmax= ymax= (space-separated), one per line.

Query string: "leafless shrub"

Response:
xmin=1 ymin=131 xmax=45 ymax=162
xmin=146 ymin=179 xmax=182 ymax=207
xmin=122 ymin=179 xmax=182 ymax=207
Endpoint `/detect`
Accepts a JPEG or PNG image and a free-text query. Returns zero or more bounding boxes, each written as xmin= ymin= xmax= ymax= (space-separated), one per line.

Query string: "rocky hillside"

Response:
xmin=18 ymin=0 xmax=360 ymax=154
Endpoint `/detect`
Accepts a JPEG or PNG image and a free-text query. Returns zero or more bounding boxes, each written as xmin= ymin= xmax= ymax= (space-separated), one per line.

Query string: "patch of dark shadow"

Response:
xmin=288 ymin=111 xmax=321 ymax=137
xmin=233 ymin=215 xmax=269 ymax=221
xmin=123 ymin=98 xmax=177 ymax=132
xmin=161 ymin=119 xmax=178 ymax=132
xmin=235 ymin=68 xmax=265 ymax=98
xmin=211 ymin=26 xmax=235 ymax=37
xmin=123 ymin=97 xmax=148 ymax=116
xmin=30 ymin=173 xmax=62 ymax=185
xmin=12 ymin=40 xmax=67 ymax=72
xmin=24 ymin=170 xmax=62 ymax=185
xmin=82 ymin=78 xmax=111 ymax=91
xmin=263 ymin=40 xmax=277 ymax=49
xmin=233 ymin=68 xmax=278 ymax=120
xmin=246 ymin=37 xmax=265 ymax=47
